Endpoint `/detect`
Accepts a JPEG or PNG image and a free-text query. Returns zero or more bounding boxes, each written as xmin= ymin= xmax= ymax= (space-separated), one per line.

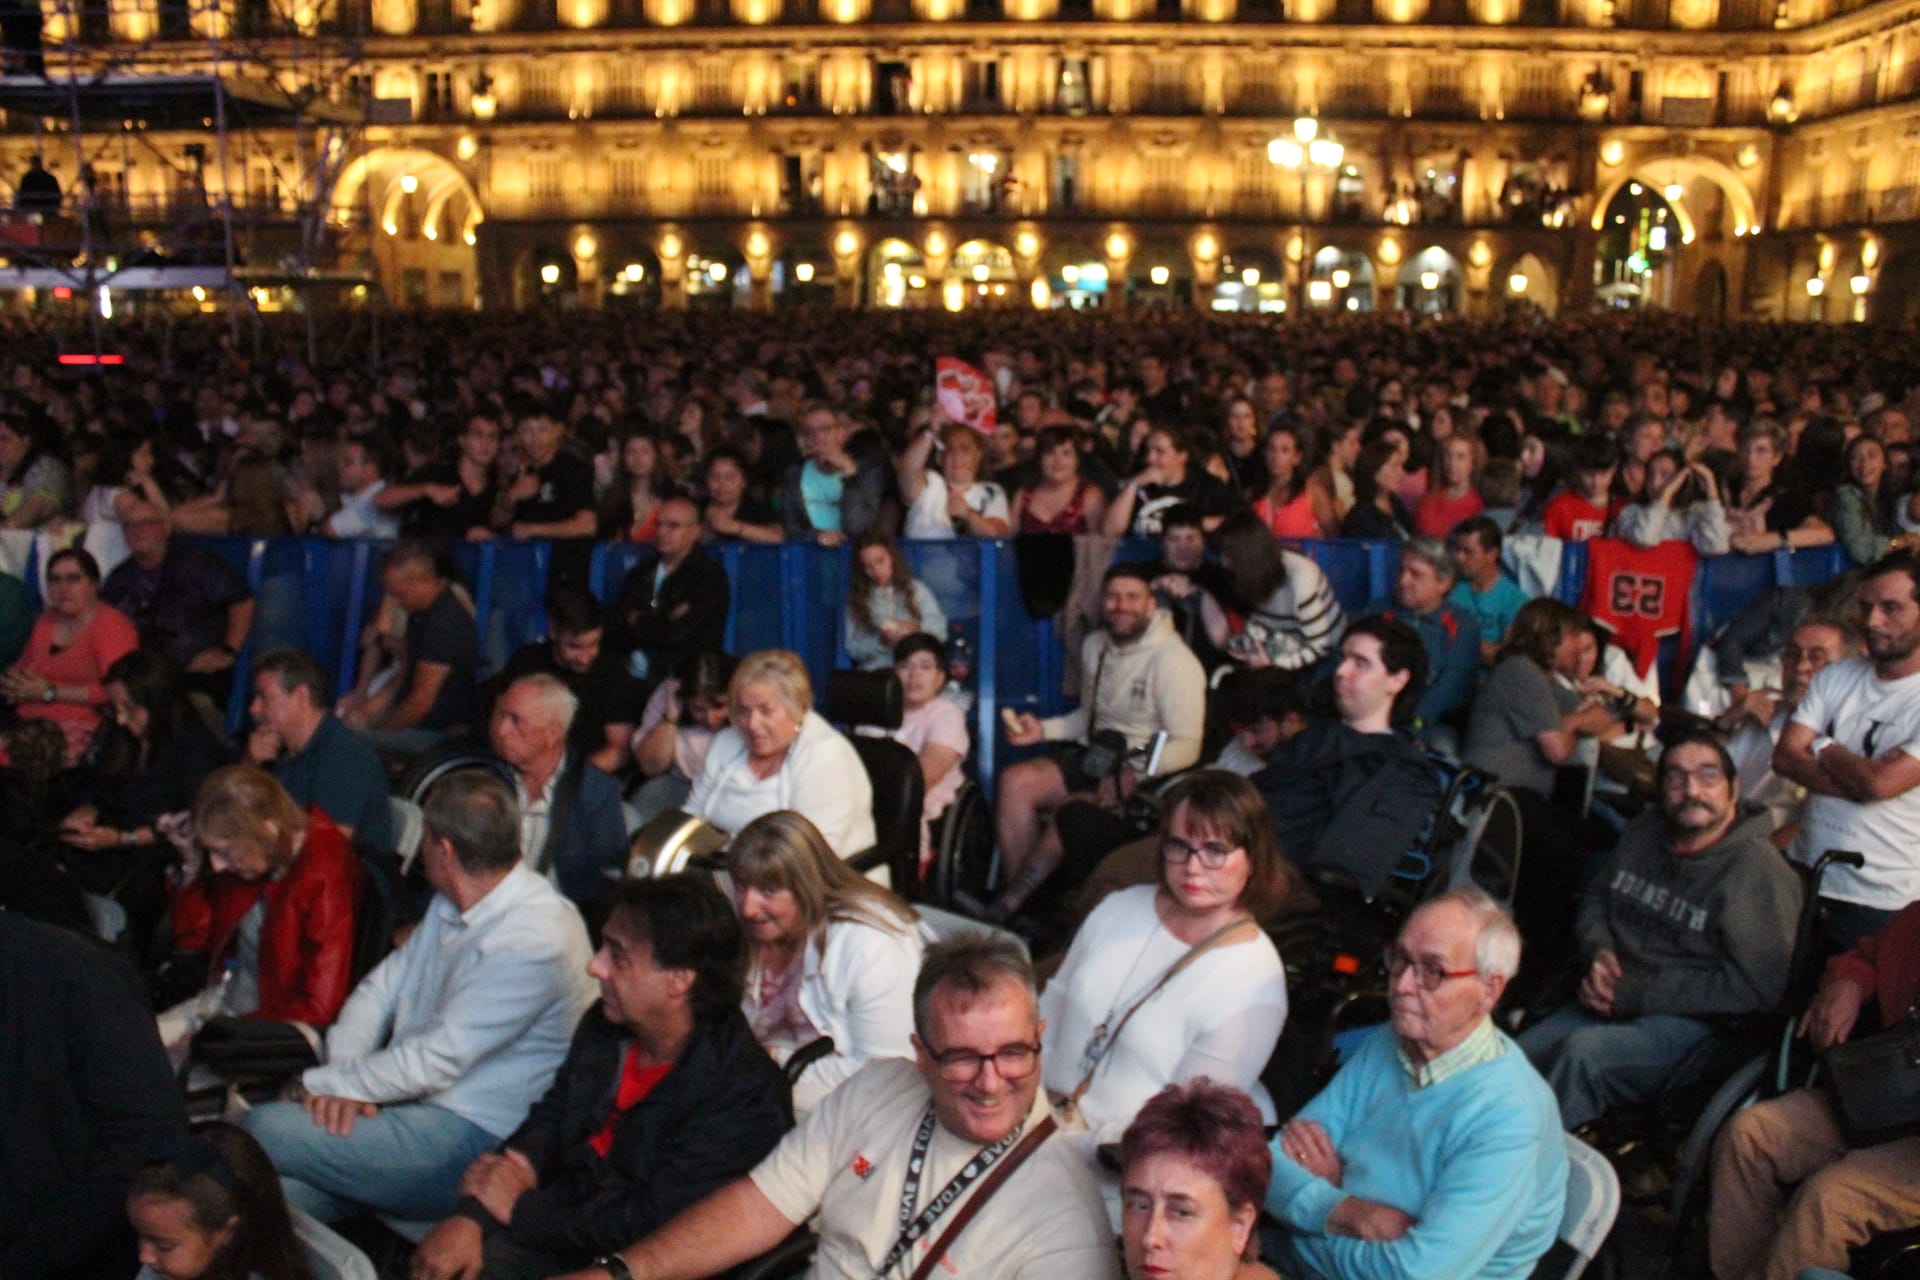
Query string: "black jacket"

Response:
xmin=457 ymin=1005 xmax=791 ymax=1261
xmin=0 ymin=913 xmax=186 ymax=1280
xmin=609 ymin=546 xmax=731 ymax=681
xmin=1252 ymin=719 xmax=1443 ymax=897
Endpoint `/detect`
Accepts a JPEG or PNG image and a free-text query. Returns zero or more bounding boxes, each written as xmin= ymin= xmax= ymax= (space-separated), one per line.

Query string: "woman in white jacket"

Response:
xmin=686 ymin=649 xmax=876 ymax=858
xmin=728 ymin=810 xmax=925 ymax=1116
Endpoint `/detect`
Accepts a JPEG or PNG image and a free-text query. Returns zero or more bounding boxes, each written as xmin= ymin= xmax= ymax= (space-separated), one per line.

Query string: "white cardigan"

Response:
xmin=745 ymin=911 xmax=927 ymax=1116
xmin=687 ymin=709 xmax=877 ymax=857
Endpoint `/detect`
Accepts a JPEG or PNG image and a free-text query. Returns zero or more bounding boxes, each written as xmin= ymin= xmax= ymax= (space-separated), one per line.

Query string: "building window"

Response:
xmin=529 ymin=157 xmax=565 ymax=201
xmin=1057 ymin=58 xmax=1090 ymax=112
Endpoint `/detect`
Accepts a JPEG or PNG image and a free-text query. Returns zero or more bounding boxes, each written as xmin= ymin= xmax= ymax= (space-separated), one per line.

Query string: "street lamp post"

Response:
xmin=1268 ymin=116 xmax=1344 ymax=315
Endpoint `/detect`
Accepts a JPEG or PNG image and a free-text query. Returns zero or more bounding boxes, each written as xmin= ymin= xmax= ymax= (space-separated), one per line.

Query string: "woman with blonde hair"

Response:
xmin=686 ymin=649 xmax=876 ymax=857
xmin=727 ymin=810 xmax=925 ymax=1115
xmin=165 ymin=764 xmax=365 ymax=1035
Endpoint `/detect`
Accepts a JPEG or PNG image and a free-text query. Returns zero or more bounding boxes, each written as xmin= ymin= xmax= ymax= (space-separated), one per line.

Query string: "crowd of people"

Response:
xmin=6 ymin=303 xmax=1920 ymax=1280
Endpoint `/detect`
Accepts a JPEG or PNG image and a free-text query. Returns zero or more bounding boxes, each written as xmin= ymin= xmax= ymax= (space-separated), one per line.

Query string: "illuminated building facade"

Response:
xmin=8 ymin=0 xmax=1919 ymax=319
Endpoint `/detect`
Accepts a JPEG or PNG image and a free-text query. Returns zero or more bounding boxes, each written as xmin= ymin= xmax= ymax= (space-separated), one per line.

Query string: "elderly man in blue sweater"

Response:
xmin=1265 ymin=888 xmax=1568 ymax=1280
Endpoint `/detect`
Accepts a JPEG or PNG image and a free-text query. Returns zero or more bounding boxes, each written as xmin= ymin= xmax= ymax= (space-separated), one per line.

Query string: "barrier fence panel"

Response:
xmin=118 ymin=535 xmax=1859 ymax=800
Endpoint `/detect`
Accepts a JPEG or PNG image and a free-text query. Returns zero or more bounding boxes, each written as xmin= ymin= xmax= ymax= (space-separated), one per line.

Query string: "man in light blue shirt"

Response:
xmin=245 ymin=770 xmax=597 ymax=1224
xmin=1265 ymin=889 xmax=1567 ymax=1280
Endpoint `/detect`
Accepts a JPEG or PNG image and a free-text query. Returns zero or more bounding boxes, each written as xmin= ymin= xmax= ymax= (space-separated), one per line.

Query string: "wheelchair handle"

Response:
xmin=1816 ymin=849 xmax=1866 ymax=875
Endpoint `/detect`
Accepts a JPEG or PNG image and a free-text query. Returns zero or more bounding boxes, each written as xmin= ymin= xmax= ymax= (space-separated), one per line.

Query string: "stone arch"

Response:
xmin=1496 ymin=250 xmax=1558 ymax=313
xmin=1589 ymin=154 xmax=1758 ymax=239
xmin=331 ymin=147 xmax=485 ymax=243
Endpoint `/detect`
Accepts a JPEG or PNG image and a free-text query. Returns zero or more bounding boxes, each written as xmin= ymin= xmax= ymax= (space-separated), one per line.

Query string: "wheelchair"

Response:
xmin=1517 ymin=848 xmax=1866 ymax=1280
xmin=1260 ymin=755 xmax=1526 ymax=1117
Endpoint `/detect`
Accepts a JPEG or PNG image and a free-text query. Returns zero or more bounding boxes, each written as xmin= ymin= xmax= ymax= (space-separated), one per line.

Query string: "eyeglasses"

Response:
xmin=1383 ymin=946 xmax=1480 ymax=992
xmin=46 ymin=572 xmax=88 ymax=585
xmin=1662 ymin=766 xmax=1727 ymax=791
xmin=1161 ymin=836 xmax=1240 ymax=870
xmin=924 ymin=1040 xmax=1041 ymax=1083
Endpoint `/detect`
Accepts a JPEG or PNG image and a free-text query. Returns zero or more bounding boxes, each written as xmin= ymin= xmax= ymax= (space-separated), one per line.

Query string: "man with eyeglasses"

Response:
xmin=552 ymin=932 xmax=1120 ymax=1280
xmin=1265 ymin=888 xmax=1567 ymax=1280
xmin=1516 ymin=733 xmax=1801 ymax=1130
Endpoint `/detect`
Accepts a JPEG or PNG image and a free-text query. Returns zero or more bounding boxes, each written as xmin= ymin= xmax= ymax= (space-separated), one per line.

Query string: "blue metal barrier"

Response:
xmin=154 ymin=535 xmax=1853 ymax=796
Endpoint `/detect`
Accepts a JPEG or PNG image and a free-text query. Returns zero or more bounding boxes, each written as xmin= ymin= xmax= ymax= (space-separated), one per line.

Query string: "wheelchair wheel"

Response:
xmin=1664 ymin=1051 xmax=1768 ymax=1257
xmin=395 ymin=739 xmax=511 ymax=807
xmin=926 ymin=781 xmax=993 ymax=909
xmin=1447 ymin=786 xmax=1524 ymax=907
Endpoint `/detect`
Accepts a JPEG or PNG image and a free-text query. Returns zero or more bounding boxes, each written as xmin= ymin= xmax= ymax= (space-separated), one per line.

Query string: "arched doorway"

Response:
xmin=1308 ymin=245 xmax=1374 ymax=312
xmin=1869 ymin=251 xmax=1920 ymax=325
xmin=330 ymin=147 xmax=484 ymax=307
xmin=1394 ymin=246 xmax=1462 ymax=314
xmin=1212 ymin=245 xmax=1282 ymax=312
xmin=774 ymin=244 xmax=835 ymax=306
xmin=1126 ymin=241 xmax=1188 ymax=307
xmin=1500 ymin=251 xmax=1558 ymax=314
xmin=684 ymin=245 xmax=747 ymax=308
xmin=1042 ymin=240 xmax=1109 ymax=308
xmin=867 ymin=238 xmax=931 ymax=308
xmin=948 ymin=239 xmax=1018 ymax=309
xmin=601 ymin=243 xmax=662 ymax=310
xmin=1588 ymin=156 xmax=1761 ymax=311
xmin=516 ymin=246 xmax=578 ymax=308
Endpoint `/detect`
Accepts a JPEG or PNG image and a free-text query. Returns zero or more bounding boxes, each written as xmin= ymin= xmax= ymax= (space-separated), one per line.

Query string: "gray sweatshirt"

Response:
xmin=1576 ymin=800 xmax=1802 ymax=1019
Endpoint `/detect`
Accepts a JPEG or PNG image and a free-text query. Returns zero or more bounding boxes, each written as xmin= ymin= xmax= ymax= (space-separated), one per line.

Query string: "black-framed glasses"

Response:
xmin=925 ymin=1040 xmax=1041 ymax=1083
xmin=1383 ymin=946 xmax=1480 ymax=992
xmin=1161 ymin=836 xmax=1240 ymax=870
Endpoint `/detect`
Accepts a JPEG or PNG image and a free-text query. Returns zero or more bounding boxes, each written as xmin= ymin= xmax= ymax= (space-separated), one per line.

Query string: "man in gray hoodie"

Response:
xmin=1517 ymin=732 xmax=1803 ymax=1129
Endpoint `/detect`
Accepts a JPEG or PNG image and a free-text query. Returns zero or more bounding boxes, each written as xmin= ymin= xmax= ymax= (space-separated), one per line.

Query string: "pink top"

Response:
xmin=12 ymin=602 xmax=139 ymax=762
xmin=635 ymin=677 xmax=720 ymax=780
xmin=1414 ymin=488 xmax=1486 ymax=539
xmin=1254 ymin=490 xmax=1324 ymax=540
xmin=866 ymin=695 xmax=970 ymax=869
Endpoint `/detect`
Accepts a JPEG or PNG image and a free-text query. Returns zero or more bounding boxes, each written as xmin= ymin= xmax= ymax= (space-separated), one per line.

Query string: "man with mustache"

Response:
xmin=1516 ymin=733 xmax=1802 ymax=1129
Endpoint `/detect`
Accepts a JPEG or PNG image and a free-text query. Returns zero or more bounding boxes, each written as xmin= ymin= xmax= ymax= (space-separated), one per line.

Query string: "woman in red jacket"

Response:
xmin=168 ymin=763 xmax=365 ymax=1029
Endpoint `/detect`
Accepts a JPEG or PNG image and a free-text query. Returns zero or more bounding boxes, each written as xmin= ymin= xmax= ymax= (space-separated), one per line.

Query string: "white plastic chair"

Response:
xmin=1554 ymin=1131 xmax=1622 ymax=1280
xmin=390 ymin=797 xmax=425 ymax=876
xmin=291 ymin=1207 xmax=378 ymax=1280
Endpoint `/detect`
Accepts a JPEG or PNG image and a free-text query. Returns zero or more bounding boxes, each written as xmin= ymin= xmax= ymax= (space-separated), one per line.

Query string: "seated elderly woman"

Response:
xmin=1121 ymin=1080 xmax=1281 ymax=1280
xmin=162 ymin=764 xmax=366 ymax=1055
xmin=726 ymin=810 xmax=925 ymax=1116
xmin=686 ymin=648 xmax=876 ymax=858
xmin=1041 ymin=770 xmax=1291 ymax=1156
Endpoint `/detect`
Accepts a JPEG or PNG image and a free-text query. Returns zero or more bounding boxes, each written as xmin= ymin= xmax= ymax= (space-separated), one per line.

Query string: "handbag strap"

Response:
xmin=903 ymin=1115 xmax=1058 ymax=1280
xmin=1064 ymin=916 xmax=1259 ymax=1114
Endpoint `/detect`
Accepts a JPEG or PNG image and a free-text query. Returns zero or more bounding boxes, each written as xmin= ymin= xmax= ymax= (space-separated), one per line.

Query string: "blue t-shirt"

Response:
xmin=800 ymin=462 xmax=845 ymax=533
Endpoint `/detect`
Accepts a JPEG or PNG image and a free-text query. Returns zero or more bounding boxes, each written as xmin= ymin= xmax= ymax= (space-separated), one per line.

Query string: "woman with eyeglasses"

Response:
xmin=1 ymin=547 xmax=139 ymax=765
xmin=727 ymin=810 xmax=924 ymax=1117
xmin=1039 ymin=771 xmax=1292 ymax=1162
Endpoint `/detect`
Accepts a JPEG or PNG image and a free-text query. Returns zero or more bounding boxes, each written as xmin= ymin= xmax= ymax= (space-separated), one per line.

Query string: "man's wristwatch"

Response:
xmin=593 ymin=1254 xmax=634 ymax=1280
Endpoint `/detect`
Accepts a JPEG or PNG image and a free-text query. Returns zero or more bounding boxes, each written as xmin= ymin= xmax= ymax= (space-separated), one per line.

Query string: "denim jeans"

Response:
xmin=244 ymin=1099 xmax=500 ymax=1223
xmin=1516 ymin=1004 xmax=1714 ymax=1130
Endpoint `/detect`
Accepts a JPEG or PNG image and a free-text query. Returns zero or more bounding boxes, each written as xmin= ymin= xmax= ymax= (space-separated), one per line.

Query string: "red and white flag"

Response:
xmin=935 ymin=356 xmax=998 ymax=434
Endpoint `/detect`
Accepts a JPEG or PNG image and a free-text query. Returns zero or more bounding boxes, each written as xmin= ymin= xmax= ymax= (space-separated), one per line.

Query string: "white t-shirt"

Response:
xmin=1791 ymin=658 xmax=1920 ymax=907
xmin=903 ymin=471 xmax=1010 ymax=541
xmin=1039 ymin=885 xmax=1288 ymax=1140
xmin=750 ymin=1058 xmax=1120 ymax=1280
